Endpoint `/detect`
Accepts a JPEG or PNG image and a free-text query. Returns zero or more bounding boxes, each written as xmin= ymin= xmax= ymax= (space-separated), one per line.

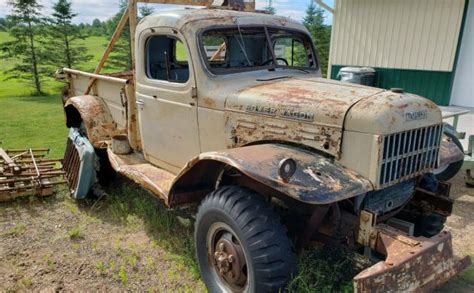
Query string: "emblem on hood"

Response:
xmin=405 ymin=110 xmax=427 ymax=122
xmin=246 ymin=105 xmax=314 ymax=122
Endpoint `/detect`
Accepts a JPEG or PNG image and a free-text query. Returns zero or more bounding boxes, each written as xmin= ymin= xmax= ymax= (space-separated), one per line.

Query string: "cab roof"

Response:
xmin=137 ymin=8 xmax=305 ymax=32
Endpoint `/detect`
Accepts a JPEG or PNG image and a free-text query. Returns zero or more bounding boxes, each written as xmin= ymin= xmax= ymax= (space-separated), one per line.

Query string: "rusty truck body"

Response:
xmin=57 ymin=1 xmax=469 ymax=292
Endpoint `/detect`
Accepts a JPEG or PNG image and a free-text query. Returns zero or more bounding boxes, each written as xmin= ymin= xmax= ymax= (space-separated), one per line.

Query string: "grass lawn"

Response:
xmin=0 ymin=31 xmax=110 ymax=157
xmin=0 ymin=95 xmax=67 ymax=158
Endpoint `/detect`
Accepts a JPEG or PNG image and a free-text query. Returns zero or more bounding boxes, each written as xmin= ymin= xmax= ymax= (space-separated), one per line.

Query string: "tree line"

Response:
xmin=0 ymin=0 xmax=330 ymax=96
xmin=0 ymin=0 xmax=152 ymax=96
xmin=263 ymin=1 xmax=331 ymax=76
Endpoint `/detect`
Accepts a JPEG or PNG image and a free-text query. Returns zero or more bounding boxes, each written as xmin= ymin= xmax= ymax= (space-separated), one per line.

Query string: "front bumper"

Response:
xmin=353 ymin=222 xmax=471 ymax=292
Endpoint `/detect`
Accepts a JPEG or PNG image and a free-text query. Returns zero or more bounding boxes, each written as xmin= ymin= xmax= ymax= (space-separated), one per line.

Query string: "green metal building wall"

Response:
xmin=330 ymin=66 xmax=453 ymax=105
xmin=328 ymin=0 xmax=470 ymax=106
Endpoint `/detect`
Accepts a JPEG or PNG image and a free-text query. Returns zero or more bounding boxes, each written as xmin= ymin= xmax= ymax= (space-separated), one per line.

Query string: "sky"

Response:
xmin=0 ymin=0 xmax=333 ymax=25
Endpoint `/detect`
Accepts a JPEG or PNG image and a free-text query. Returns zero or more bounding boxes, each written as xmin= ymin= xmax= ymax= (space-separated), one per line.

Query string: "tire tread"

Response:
xmin=195 ymin=186 xmax=297 ymax=292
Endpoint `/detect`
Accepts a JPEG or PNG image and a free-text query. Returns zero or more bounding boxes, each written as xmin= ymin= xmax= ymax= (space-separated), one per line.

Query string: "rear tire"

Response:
xmin=195 ymin=186 xmax=297 ymax=292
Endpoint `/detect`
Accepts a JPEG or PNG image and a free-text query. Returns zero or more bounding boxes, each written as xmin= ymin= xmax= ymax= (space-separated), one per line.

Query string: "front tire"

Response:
xmin=433 ymin=124 xmax=464 ymax=181
xmin=416 ymin=212 xmax=446 ymax=237
xmin=195 ymin=186 xmax=297 ymax=292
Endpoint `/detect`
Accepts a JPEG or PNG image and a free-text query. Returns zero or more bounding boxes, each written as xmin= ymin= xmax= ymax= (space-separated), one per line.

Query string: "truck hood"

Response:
xmin=225 ymin=76 xmax=383 ymax=128
xmin=224 ymin=76 xmax=441 ymax=158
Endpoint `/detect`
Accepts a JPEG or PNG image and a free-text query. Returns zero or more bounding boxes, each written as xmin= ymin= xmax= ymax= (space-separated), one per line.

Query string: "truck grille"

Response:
xmin=63 ymin=137 xmax=81 ymax=193
xmin=379 ymin=124 xmax=443 ymax=187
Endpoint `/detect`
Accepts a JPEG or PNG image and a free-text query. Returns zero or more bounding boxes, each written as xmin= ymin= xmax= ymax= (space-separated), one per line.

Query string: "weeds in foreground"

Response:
xmin=71 ymin=177 xmax=379 ymax=290
xmin=68 ymin=226 xmax=84 ymax=239
xmin=2 ymin=223 xmax=27 ymax=237
xmin=455 ymin=262 xmax=474 ymax=285
xmin=82 ymin=178 xmax=199 ymax=278
xmin=288 ymin=245 xmax=374 ymax=292
xmin=95 ymin=261 xmax=107 ymax=275
xmin=117 ymin=265 xmax=128 ymax=285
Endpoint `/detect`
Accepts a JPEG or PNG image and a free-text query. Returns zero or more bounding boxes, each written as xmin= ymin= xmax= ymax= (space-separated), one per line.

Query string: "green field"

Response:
xmin=0 ymin=31 xmax=109 ymax=157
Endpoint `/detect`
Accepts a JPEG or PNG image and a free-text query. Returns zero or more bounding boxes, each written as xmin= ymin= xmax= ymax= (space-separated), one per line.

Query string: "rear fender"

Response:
xmin=64 ymin=95 xmax=116 ymax=148
xmin=169 ymin=144 xmax=373 ymax=206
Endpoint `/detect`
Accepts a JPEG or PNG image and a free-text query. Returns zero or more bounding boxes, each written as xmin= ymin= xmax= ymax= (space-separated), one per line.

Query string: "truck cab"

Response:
xmin=134 ymin=9 xmax=321 ymax=172
xmin=58 ymin=4 xmax=469 ymax=292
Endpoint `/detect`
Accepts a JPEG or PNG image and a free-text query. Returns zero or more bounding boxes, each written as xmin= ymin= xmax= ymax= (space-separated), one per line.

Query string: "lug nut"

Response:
xmin=228 ymin=255 xmax=235 ymax=263
xmin=219 ymin=243 xmax=225 ymax=252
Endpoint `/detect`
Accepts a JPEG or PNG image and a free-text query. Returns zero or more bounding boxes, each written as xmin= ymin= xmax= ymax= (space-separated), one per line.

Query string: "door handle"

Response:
xmin=136 ymin=100 xmax=145 ymax=106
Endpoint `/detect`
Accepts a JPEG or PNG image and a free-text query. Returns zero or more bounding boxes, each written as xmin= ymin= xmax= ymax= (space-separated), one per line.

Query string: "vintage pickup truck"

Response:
xmin=56 ymin=1 xmax=469 ymax=292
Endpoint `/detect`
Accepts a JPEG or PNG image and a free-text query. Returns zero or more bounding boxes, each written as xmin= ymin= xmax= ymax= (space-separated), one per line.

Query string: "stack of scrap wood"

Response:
xmin=0 ymin=148 xmax=65 ymax=202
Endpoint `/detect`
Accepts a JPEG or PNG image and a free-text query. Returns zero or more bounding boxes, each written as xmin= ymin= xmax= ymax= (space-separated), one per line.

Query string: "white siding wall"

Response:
xmin=329 ymin=0 xmax=465 ymax=73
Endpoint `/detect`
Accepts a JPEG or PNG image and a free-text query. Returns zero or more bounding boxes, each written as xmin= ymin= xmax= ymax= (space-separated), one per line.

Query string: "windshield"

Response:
xmin=200 ymin=26 xmax=318 ymax=74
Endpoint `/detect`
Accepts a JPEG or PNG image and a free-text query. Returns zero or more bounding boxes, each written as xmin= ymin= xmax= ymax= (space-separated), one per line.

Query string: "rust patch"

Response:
xmin=226 ymin=112 xmax=342 ymax=157
xmin=107 ymin=149 xmax=175 ymax=204
xmin=201 ymin=96 xmax=217 ymax=108
xmin=354 ymin=224 xmax=471 ymax=292
xmin=65 ymin=95 xmax=119 ymax=148
xmin=0 ymin=148 xmax=64 ymax=202
xmin=170 ymin=144 xmax=373 ymax=205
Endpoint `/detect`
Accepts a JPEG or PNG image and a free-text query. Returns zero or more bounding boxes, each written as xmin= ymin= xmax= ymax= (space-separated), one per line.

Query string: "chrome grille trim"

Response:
xmin=379 ymin=124 xmax=443 ymax=188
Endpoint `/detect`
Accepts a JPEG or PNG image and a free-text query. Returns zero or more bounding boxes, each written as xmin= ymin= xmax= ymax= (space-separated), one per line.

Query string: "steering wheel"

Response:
xmin=262 ymin=58 xmax=289 ymax=66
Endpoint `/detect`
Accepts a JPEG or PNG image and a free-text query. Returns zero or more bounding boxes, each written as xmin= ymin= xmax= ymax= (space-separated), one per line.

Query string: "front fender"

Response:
xmin=170 ymin=144 xmax=373 ymax=205
xmin=439 ymin=124 xmax=464 ymax=167
xmin=64 ymin=95 xmax=116 ymax=147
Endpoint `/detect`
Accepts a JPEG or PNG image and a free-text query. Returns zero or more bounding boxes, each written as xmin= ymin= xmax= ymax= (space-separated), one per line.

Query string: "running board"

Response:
xmin=107 ymin=149 xmax=175 ymax=203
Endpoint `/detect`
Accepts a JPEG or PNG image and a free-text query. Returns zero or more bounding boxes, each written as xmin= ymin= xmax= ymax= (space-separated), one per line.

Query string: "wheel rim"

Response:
xmin=207 ymin=222 xmax=248 ymax=292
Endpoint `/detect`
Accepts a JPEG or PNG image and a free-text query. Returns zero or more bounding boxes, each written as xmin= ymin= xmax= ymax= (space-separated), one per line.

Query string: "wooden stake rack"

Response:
xmin=0 ymin=148 xmax=66 ymax=202
xmin=84 ymin=0 xmax=256 ymax=95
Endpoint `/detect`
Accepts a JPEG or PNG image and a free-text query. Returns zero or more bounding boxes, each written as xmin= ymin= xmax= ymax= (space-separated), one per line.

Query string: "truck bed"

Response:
xmin=62 ymin=68 xmax=133 ymax=131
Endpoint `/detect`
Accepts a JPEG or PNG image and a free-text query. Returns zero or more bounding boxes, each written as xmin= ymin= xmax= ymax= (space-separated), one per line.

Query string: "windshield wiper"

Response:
xmin=235 ymin=19 xmax=252 ymax=66
xmin=256 ymin=76 xmax=290 ymax=81
xmin=264 ymin=26 xmax=277 ymax=70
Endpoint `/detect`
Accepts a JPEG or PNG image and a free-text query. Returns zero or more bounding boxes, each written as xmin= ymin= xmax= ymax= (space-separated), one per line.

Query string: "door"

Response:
xmin=136 ymin=28 xmax=200 ymax=172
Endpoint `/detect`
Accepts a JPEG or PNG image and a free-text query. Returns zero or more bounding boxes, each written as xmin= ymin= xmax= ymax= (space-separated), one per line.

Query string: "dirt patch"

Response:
xmin=0 ymin=182 xmax=205 ymax=292
xmin=0 ymin=173 xmax=473 ymax=291
xmin=445 ymin=174 xmax=474 ymax=255
xmin=437 ymin=173 xmax=474 ymax=292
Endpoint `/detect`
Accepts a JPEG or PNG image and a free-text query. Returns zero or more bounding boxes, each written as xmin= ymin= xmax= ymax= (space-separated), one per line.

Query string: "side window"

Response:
xmin=146 ymin=35 xmax=189 ymax=83
xmin=175 ymin=40 xmax=188 ymax=62
xmin=274 ymin=37 xmax=309 ymax=67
